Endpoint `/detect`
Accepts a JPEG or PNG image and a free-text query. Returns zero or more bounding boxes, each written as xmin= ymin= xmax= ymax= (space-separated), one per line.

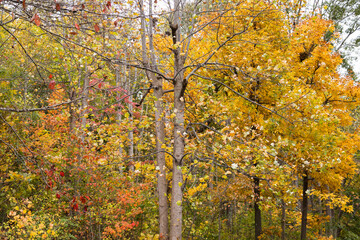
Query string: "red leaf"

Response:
xmin=73 ymin=203 xmax=79 ymax=211
xmin=49 ymin=80 xmax=56 ymax=90
xmin=49 ymin=74 xmax=53 ymax=79
xmin=75 ymin=23 xmax=80 ymax=30
xmin=56 ymin=193 xmax=60 ymax=199
xmin=60 ymin=171 xmax=65 ymax=177
xmin=84 ymin=206 xmax=88 ymax=212
xmin=94 ymin=23 xmax=100 ymax=33
xmin=47 ymin=170 xmax=54 ymax=177
xmin=55 ymin=3 xmax=61 ymax=11
xmin=133 ymin=112 xmax=141 ymax=119
xmin=80 ymin=196 xmax=86 ymax=204
xmin=85 ymin=195 xmax=90 ymax=200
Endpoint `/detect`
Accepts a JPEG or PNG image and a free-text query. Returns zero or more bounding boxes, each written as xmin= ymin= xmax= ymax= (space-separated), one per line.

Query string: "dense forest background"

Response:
xmin=0 ymin=0 xmax=360 ymax=239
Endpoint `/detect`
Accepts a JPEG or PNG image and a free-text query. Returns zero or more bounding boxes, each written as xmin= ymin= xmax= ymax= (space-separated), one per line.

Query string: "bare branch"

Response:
xmin=0 ymin=97 xmax=82 ymax=112
xmin=1 ymin=25 xmax=46 ymax=83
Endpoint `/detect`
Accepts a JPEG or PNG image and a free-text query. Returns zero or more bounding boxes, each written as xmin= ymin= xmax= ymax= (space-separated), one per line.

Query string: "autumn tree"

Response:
xmin=1 ymin=0 xmax=360 ymax=239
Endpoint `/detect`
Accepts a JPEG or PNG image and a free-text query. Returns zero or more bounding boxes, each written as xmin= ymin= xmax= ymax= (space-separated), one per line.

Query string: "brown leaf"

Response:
xmin=55 ymin=3 xmax=61 ymax=11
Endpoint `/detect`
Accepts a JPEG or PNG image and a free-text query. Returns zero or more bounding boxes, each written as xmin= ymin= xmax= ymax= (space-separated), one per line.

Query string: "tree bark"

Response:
xmin=281 ymin=199 xmax=286 ymax=240
xmin=254 ymin=177 xmax=262 ymax=240
xmin=116 ymin=63 xmax=123 ymax=158
xmin=154 ymin=77 xmax=169 ymax=240
xmin=170 ymin=71 xmax=185 ymax=240
xmin=128 ymin=67 xmax=134 ymax=171
xmin=301 ymin=174 xmax=309 ymax=240
xmin=169 ymin=1 xmax=185 ymax=237
xmin=149 ymin=0 xmax=169 ymax=236
xmin=68 ymin=89 xmax=76 ymax=133
xmin=139 ymin=0 xmax=169 ymax=238
xmin=80 ymin=67 xmax=89 ymax=143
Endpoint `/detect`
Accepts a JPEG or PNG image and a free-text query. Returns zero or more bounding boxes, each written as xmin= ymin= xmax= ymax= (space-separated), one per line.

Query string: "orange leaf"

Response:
xmin=31 ymin=13 xmax=41 ymax=26
xmin=75 ymin=23 xmax=80 ymax=30
xmin=94 ymin=23 xmax=100 ymax=33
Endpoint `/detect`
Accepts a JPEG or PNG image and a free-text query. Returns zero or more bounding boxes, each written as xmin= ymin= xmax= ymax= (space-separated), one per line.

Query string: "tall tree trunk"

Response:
xmin=138 ymin=0 xmax=169 ymax=237
xmin=170 ymin=1 xmax=185 ymax=236
xmin=218 ymin=201 xmax=222 ymax=240
xmin=325 ymin=185 xmax=336 ymax=238
xmin=281 ymin=199 xmax=286 ymax=240
xmin=149 ymin=0 xmax=169 ymax=236
xmin=170 ymin=78 xmax=185 ymax=240
xmin=80 ymin=68 xmax=89 ymax=143
xmin=154 ymin=75 xmax=169 ymax=240
xmin=254 ymin=176 xmax=262 ymax=240
xmin=301 ymin=174 xmax=309 ymax=240
xmin=68 ymin=89 xmax=76 ymax=133
xmin=128 ymin=67 xmax=134 ymax=171
xmin=116 ymin=63 xmax=123 ymax=158
xmin=65 ymin=67 xmax=76 ymax=133
xmin=74 ymin=67 xmax=89 ymax=209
